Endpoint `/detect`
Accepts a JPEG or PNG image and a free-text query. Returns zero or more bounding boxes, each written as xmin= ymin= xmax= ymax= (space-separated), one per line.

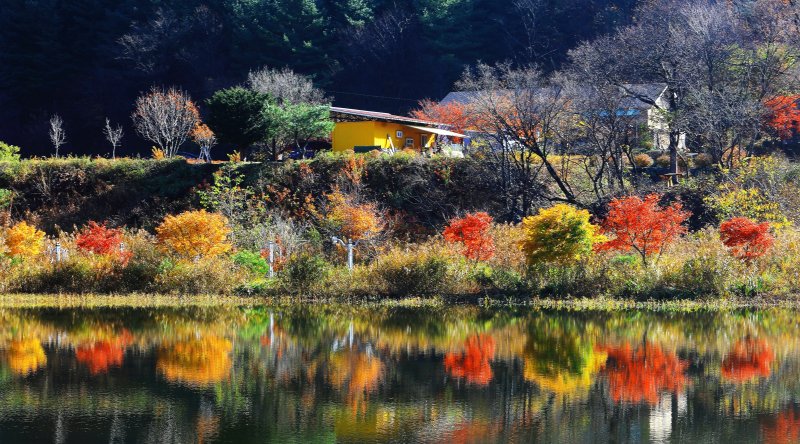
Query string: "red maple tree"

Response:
xmin=76 ymin=221 xmax=124 ymax=254
xmin=765 ymin=95 xmax=800 ymax=140
xmin=721 ymin=338 xmax=774 ymax=382
xmin=444 ymin=334 xmax=496 ymax=386
xmin=411 ymin=99 xmax=477 ymax=135
xmin=598 ymin=342 xmax=688 ymax=405
xmin=719 ymin=217 xmax=774 ymax=262
xmin=595 ymin=194 xmax=689 ymax=266
xmin=443 ymin=212 xmax=495 ymax=261
xmin=76 ymin=221 xmax=132 ymax=264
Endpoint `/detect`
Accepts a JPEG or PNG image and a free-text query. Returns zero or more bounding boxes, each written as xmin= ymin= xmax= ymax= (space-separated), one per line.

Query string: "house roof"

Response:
xmin=441 ymin=83 xmax=668 ymax=110
xmin=330 ymin=107 xmax=443 ymax=126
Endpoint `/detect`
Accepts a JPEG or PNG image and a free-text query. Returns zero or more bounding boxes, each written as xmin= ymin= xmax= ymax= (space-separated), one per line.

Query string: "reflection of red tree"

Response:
xmin=75 ymin=331 xmax=132 ymax=375
xmin=444 ymin=334 xmax=495 ymax=386
xmin=721 ymin=339 xmax=773 ymax=382
xmin=598 ymin=342 xmax=687 ymax=405
xmin=762 ymin=409 xmax=800 ymax=444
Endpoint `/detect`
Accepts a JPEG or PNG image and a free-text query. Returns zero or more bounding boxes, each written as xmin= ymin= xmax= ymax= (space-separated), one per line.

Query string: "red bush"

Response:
xmin=443 ymin=212 xmax=495 ymax=261
xmin=595 ymin=194 xmax=689 ymax=266
xmin=75 ymin=221 xmax=131 ymax=264
xmin=719 ymin=217 xmax=774 ymax=262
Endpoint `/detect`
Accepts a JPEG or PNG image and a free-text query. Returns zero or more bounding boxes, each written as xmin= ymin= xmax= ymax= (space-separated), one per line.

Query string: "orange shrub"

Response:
xmin=325 ymin=189 xmax=383 ymax=241
xmin=719 ymin=217 xmax=774 ymax=262
xmin=4 ymin=221 xmax=45 ymax=258
xmin=596 ymin=194 xmax=689 ymax=266
xmin=156 ymin=210 xmax=232 ymax=258
xmin=443 ymin=212 xmax=495 ymax=261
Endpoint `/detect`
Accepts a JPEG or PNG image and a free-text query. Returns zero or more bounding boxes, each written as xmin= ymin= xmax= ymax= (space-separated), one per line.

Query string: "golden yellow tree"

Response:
xmin=4 ymin=221 xmax=45 ymax=258
xmin=156 ymin=210 xmax=232 ymax=258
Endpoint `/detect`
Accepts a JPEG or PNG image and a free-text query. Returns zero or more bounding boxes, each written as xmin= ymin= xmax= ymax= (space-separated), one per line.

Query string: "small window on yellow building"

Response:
xmin=404 ymin=138 xmax=414 ymax=148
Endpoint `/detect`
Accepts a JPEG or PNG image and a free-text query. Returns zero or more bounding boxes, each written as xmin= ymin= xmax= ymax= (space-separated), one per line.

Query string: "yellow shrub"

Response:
xmin=4 ymin=221 xmax=45 ymax=258
xmin=520 ymin=204 xmax=604 ymax=265
xmin=156 ymin=210 xmax=232 ymax=258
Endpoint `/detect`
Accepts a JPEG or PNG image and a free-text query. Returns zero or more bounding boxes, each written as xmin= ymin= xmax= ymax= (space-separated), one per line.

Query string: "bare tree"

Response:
xmin=247 ymin=67 xmax=327 ymax=105
xmin=457 ymin=63 xmax=577 ymax=216
xmin=132 ymin=86 xmax=199 ymax=158
xmin=49 ymin=115 xmax=66 ymax=158
xmin=567 ymin=0 xmax=800 ymax=176
xmin=103 ymin=118 xmax=124 ymax=159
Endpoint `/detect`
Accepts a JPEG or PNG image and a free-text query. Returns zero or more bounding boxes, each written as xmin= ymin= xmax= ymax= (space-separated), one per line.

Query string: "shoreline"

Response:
xmin=1 ymin=293 xmax=799 ymax=311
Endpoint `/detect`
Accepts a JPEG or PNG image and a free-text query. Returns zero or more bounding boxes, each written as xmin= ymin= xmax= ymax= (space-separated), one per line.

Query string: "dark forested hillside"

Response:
xmin=0 ymin=0 xmax=638 ymax=156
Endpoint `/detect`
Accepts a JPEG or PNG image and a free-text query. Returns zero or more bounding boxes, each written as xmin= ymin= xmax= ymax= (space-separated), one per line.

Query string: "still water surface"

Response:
xmin=0 ymin=304 xmax=798 ymax=443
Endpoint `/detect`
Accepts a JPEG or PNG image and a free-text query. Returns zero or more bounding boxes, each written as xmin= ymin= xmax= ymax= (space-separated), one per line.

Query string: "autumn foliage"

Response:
xmin=765 ymin=95 xmax=800 ymax=140
xmin=596 ymin=194 xmax=689 ymax=266
xmin=75 ymin=331 xmax=133 ymax=375
xmin=411 ymin=99 xmax=478 ymax=134
xmin=443 ymin=212 xmax=495 ymax=261
xmin=325 ymin=190 xmax=383 ymax=241
xmin=721 ymin=339 xmax=774 ymax=382
xmin=719 ymin=217 xmax=774 ymax=262
xmin=4 ymin=221 xmax=45 ymax=259
xmin=520 ymin=204 xmax=604 ymax=265
xmin=598 ymin=342 xmax=688 ymax=405
xmin=156 ymin=210 xmax=232 ymax=258
xmin=157 ymin=336 xmax=233 ymax=387
xmin=444 ymin=334 xmax=495 ymax=385
xmin=7 ymin=338 xmax=47 ymax=375
xmin=762 ymin=409 xmax=800 ymax=444
xmin=76 ymin=221 xmax=132 ymax=265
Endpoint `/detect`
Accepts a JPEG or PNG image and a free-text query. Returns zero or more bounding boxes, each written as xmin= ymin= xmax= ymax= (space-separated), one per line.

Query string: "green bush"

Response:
xmin=233 ymin=250 xmax=270 ymax=275
xmin=372 ymin=246 xmax=450 ymax=296
xmin=0 ymin=141 xmax=20 ymax=162
xmin=281 ymin=253 xmax=329 ymax=295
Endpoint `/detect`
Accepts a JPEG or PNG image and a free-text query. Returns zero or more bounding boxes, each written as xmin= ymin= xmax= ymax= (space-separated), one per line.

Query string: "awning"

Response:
xmin=406 ymin=125 xmax=466 ymax=138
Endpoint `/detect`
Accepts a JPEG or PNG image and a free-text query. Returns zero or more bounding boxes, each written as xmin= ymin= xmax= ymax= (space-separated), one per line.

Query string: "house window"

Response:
xmin=405 ymin=138 xmax=414 ymax=148
xmin=396 ymin=130 xmax=404 ymax=138
xmin=421 ymin=135 xmax=429 ymax=148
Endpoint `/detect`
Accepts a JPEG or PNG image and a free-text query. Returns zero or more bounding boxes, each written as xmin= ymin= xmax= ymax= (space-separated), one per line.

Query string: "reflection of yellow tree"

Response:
xmin=522 ymin=317 xmax=605 ymax=399
xmin=8 ymin=338 xmax=46 ymax=375
xmin=524 ymin=349 xmax=607 ymax=397
xmin=157 ymin=336 xmax=232 ymax=387
xmin=328 ymin=350 xmax=383 ymax=410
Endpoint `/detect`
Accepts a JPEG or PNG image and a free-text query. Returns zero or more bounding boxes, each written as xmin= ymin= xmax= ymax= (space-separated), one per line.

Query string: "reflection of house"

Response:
xmin=440 ymin=83 xmax=686 ymax=151
xmin=330 ymin=107 xmax=466 ymax=153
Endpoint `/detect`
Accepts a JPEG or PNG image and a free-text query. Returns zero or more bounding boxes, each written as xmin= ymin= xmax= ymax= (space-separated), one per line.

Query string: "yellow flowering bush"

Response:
xmin=4 ymin=221 xmax=45 ymax=258
xmin=155 ymin=210 xmax=232 ymax=258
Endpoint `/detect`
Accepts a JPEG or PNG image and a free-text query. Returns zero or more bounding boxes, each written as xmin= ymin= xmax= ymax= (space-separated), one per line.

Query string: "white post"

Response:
xmin=55 ymin=242 xmax=62 ymax=263
xmin=347 ymin=240 xmax=354 ymax=271
xmin=267 ymin=241 xmax=276 ymax=278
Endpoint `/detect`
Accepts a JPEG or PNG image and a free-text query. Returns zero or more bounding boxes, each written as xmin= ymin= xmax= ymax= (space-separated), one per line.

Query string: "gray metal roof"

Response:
xmin=441 ymin=83 xmax=667 ymax=110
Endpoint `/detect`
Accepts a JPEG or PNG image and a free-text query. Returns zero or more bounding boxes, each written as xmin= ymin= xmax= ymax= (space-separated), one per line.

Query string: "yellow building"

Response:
xmin=330 ymin=107 xmax=465 ymax=153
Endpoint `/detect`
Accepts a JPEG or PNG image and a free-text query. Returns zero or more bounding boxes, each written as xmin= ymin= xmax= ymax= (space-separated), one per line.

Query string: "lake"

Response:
xmin=0 ymin=303 xmax=797 ymax=443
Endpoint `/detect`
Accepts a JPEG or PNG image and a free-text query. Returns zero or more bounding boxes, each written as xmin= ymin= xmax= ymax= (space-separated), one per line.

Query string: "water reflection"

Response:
xmin=0 ymin=306 xmax=799 ymax=442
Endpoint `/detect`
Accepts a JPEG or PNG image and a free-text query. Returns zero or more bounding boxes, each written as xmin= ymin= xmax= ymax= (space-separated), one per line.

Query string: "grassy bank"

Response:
xmin=2 ymin=154 xmax=800 ymax=301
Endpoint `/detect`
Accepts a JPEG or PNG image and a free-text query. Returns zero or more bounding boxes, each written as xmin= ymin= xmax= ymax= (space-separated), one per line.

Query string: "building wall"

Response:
xmin=332 ymin=121 xmax=435 ymax=152
xmin=331 ymin=121 xmax=377 ymax=151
